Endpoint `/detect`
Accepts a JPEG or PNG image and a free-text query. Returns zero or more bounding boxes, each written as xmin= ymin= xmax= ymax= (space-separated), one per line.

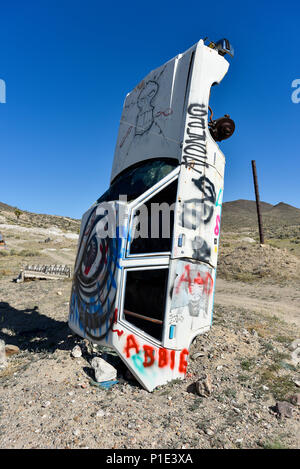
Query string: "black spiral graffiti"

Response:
xmin=71 ymin=205 xmax=121 ymax=341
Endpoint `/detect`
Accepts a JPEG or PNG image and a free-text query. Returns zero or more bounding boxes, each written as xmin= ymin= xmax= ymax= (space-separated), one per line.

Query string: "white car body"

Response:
xmin=69 ymin=38 xmax=232 ymax=391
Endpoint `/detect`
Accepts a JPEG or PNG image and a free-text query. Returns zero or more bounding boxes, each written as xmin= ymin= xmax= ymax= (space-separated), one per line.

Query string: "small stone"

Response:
xmin=291 ymin=347 xmax=300 ymax=366
xmin=91 ymin=357 xmax=117 ymax=383
xmin=216 ymin=365 xmax=223 ymax=371
xmin=73 ymin=429 xmax=81 ymax=437
xmin=96 ymin=409 xmax=105 ymax=417
xmin=71 ymin=345 xmax=82 ymax=358
xmin=5 ymin=345 xmax=20 ymax=357
xmin=289 ymin=339 xmax=300 ymax=352
xmin=0 ymin=340 xmax=7 ymax=368
xmin=241 ymin=237 xmax=255 ymax=244
xmin=275 ymin=401 xmax=294 ymax=418
xmin=191 ymin=352 xmax=205 ymax=360
xmin=195 ymin=374 xmax=212 ymax=397
xmin=57 ymin=291 xmax=62 ymax=296
xmin=289 ymin=394 xmax=300 ymax=406
xmin=262 ymin=385 xmax=269 ymax=391
xmin=205 ymin=428 xmax=214 ymax=436
xmin=293 ymin=379 xmax=300 ymax=388
xmin=42 ymin=401 xmax=51 ymax=408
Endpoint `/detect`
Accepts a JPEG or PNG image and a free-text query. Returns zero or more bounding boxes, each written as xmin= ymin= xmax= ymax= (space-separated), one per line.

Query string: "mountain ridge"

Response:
xmin=1 ymin=199 xmax=300 ymax=233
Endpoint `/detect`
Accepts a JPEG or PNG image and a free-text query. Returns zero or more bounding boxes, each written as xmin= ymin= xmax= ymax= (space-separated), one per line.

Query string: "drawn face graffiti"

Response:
xmin=188 ymin=284 xmax=209 ymax=318
xmin=135 ymin=81 xmax=159 ymax=135
xmin=192 ymin=176 xmax=216 ymax=224
xmin=71 ymin=206 xmax=122 ymax=341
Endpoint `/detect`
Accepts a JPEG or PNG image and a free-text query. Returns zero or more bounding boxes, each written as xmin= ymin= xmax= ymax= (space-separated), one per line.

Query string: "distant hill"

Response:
xmin=1 ymin=198 xmax=300 ymax=235
xmin=0 ymin=201 xmax=16 ymax=213
xmin=221 ymin=199 xmax=300 ymax=232
xmin=266 ymin=202 xmax=300 ymax=221
xmin=0 ymin=201 xmax=80 ymax=233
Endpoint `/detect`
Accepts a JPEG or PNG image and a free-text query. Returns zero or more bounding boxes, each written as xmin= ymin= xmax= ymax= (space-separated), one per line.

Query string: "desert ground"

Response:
xmin=0 ymin=201 xmax=299 ymax=449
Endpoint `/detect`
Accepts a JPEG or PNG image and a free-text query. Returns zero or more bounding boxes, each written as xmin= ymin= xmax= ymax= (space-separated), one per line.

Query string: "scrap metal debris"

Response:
xmin=15 ymin=264 xmax=72 ymax=282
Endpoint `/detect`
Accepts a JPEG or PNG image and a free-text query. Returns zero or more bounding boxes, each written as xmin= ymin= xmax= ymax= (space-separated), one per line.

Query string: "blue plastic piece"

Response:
xmin=90 ymin=379 xmax=119 ymax=389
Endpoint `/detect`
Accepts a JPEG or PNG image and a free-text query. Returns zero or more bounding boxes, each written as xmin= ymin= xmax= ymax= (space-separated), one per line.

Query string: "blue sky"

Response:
xmin=0 ymin=0 xmax=299 ymax=218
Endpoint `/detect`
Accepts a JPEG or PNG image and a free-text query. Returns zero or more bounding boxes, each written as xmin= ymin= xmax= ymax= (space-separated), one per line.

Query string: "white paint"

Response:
xmin=69 ymin=38 xmax=233 ymax=392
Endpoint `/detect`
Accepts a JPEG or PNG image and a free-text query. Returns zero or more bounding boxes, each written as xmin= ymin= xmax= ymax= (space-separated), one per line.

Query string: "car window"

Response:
xmin=97 ymin=159 xmax=178 ymax=204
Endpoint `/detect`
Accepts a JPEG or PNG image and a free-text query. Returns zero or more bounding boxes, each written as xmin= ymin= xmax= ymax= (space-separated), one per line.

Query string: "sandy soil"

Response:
xmin=215 ymin=279 xmax=300 ymax=328
xmin=0 ymin=225 xmax=299 ymax=449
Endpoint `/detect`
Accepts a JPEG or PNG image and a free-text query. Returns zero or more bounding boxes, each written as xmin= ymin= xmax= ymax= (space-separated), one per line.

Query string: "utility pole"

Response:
xmin=251 ymin=160 xmax=264 ymax=245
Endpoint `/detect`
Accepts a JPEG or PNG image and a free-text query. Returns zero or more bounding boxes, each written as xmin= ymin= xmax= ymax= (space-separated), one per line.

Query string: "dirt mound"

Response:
xmin=218 ymin=240 xmax=300 ymax=283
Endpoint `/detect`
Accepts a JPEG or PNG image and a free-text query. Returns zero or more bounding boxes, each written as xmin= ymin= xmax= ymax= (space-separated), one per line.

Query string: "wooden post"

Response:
xmin=251 ymin=160 xmax=264 ymax=244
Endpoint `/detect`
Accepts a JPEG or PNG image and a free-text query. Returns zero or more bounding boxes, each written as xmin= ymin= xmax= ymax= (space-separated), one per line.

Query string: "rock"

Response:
xmin=5 ymin=344 xmax=20 ymax=357
xmin=15 ymin=271 xmax=24 ymax=283
xmin=289 ymin=394 xmax=300 ymax=406
xmin=0 ymin=340 xmax=7 ymax=368
xmin=293 ymin=379 xmax=300 ymax=388
xmin=204 ymin=428 xmax=214 ymax=436
xmin=274 ymin=401 xmax=294 ymax=418
xmin=195 ymin=374 xmax=212 ymax=397
xmin=71 ymin=345 xmax=82 ymax=358
xmin=291 ymin=347 xmax=300 ymax=366
xmin=289 ymin=339 xmax=300 ymax=352
xmin=191 ymin=352 xmax=205 ymax=360
xmin=241 ymin=237 xmax=255 ymax=243
xmin=91 ymin=357 xmax=117 ymax=383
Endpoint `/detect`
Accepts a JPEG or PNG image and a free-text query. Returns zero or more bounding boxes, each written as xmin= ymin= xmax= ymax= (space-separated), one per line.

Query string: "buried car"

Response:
xmin=69 ymin=38 xmax=235 ymax=391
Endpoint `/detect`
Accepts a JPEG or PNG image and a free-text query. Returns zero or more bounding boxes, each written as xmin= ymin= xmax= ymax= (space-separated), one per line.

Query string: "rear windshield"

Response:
xmin=97 ymin=159 xmax=178 ymax=204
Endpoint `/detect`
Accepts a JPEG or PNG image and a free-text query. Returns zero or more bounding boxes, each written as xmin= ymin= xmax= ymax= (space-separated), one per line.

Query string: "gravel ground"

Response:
xmin=0 ymin=275 xmax=299 ymax=449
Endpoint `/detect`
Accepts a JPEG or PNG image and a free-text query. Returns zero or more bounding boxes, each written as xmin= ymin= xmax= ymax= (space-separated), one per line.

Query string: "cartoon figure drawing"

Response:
xmin=135 ymin=81 xmax=159 ymax=135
